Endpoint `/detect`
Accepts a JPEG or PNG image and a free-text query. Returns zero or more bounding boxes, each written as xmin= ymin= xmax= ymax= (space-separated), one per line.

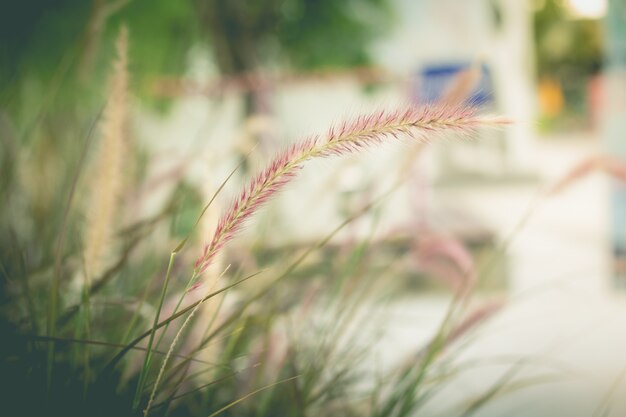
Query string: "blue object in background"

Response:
xmin=414 ymin=62 xmax=494 ymax=106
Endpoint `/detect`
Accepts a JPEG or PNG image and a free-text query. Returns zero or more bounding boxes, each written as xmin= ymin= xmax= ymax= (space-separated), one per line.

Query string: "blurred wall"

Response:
xmin=138 ymin=0 xmax=538 ymax=243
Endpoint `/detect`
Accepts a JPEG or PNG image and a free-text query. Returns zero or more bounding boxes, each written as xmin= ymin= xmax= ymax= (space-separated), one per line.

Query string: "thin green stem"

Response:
xmin=153 ymin=273 xmax=197 ymax=353
xmin=133 ymin=252 xmax=177 ymax=410
xmin=79 ymin=283 xmax=92 ymax=398
xmin=27 ymin=334 xmax=217 ymax=365
xmin=145 ymin=265 xmax=230 ymax=416
xmin=206 ymin=376 xmax=299 ymax=417
xmin=144 ymin=291 xmax=204 ymax=416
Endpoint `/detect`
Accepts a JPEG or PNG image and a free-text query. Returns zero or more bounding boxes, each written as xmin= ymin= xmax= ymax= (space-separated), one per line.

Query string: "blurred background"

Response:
xmin=3 ymin=0 xmax=626 ymax=416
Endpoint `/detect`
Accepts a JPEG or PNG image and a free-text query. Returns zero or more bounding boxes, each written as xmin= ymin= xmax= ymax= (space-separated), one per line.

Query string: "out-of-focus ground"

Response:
xmin=379 ymin=131 xmax=626 ymax=416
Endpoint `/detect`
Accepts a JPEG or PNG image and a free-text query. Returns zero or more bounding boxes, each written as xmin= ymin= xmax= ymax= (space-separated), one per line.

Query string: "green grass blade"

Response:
xmin=206 ymin=376 xmax=299 ymax=417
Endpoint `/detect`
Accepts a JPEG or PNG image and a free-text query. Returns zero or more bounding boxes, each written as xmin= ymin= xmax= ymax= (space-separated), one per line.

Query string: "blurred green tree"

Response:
xmin=533 ymin=0 xmax=603 ymax=126
xmin=194 ymin=0 xmax=388 ymax=74
xmin=534 ymin=0 xmax=603 ymax=79
xmin=0 ymin=0 xmax=390 ymax=121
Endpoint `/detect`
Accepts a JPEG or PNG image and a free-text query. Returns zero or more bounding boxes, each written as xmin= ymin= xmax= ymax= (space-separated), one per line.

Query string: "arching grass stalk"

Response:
xmin=132 ymin=104 xmax=507 ymax=410
xmin=196 ymin=105 xmax=509 ymax=274
xmin=185 ymin=105 xmax=508 ymax=366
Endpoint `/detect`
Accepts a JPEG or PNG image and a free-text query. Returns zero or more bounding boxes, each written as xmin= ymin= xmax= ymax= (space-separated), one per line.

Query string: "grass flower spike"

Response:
xmin=84 ymin=25 xmax=128 ymax=281
xmin=196 ymin=104 xmax=509 ymax=274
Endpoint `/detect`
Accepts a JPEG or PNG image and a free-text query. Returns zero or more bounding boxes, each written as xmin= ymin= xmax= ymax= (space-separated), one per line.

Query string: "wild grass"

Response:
xmin=0 ymin=27 xmax=561 ymax=417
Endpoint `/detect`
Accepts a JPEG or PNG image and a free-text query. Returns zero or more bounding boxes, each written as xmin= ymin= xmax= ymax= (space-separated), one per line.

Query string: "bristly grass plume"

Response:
xmin=195 ymin=105 xmax=509 ymax=275
xmin=83 ymin=26 xmax=129 ymax=282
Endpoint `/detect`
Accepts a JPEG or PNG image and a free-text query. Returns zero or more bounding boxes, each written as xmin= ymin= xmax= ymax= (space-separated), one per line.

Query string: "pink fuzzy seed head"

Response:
xmin=194 ymin=104 xmax=509 ymax=275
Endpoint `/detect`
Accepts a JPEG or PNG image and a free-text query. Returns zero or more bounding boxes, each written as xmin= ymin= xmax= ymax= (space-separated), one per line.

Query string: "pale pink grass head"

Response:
xmin=195 ymin=104 xmax=510 ymax=275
